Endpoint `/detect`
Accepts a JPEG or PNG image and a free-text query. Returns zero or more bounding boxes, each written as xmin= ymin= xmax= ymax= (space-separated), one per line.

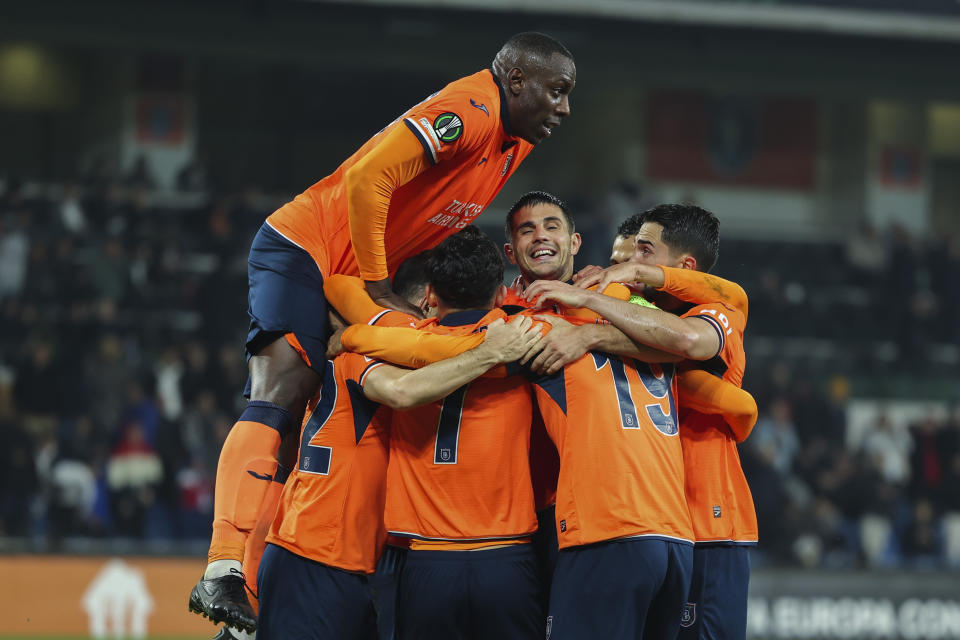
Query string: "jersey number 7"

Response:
xmin=434 ymin=384 xmax=469 ymax=464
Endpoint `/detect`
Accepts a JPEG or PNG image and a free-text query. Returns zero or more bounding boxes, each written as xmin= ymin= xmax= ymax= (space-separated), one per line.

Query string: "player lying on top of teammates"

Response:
xmin=191 ymin=32 xmax=576 ymax=633
xmin=529 ymin=203 xmax=757 ymax=640
xmin=324 ymin=210 xmax=758 ymax=639
xmin=255 ymin=248 xmax=543 ymax=640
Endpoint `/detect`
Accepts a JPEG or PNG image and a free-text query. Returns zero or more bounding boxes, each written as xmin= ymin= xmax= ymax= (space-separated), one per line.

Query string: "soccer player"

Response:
xmin=198 ymin=253 xmax=435 ymax=640
xmin=609 ymin=214 xmax=645 ymax=265
xmin=531 ymin=203 xmax=756 ymax=640
xmin=191 ymin=32 xmax=576 ymax=631
xmin=254 ymin=311 xmax=540 ymax=640
xmin=376 ymin=228 xmax=547 ymax=640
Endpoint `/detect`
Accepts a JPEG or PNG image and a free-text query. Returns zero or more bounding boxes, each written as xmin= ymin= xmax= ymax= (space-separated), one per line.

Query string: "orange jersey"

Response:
xmin=324 ymin=274 xmax=418 ymax=328
xmin=266 ymin=352 xmax=391 ymax=573
xmin=531 ymin=352 xmax=694 ymax=549
xmin=668 ymin=268 xmax=757 ymax=544
xmin=384 ymin=309 xmax=538 ymax=542
xmin=266 ymin=70 xmax=533 ymax=280
xmin=659 ymin=266 xmax=748 ymax=320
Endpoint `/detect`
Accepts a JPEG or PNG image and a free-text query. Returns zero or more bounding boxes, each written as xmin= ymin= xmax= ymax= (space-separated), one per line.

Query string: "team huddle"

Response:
xmin=188 ymin=32 xmax=758 ymax=640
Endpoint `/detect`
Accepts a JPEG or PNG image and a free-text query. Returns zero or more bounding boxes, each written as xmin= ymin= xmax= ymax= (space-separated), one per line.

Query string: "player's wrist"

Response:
xmin=473 ymin=341 xmax=508 ymax=367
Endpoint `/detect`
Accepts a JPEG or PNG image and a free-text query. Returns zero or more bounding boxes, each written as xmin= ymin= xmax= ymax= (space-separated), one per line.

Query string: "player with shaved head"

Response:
xmin=190 ymin=32 xmax=576 ymax=635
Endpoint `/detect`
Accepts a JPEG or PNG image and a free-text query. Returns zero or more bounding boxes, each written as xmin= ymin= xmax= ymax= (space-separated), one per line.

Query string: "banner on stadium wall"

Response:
xmin=645 ymin=91 xmax=819 ymax=189
xmin=0 ymin=555 xmax=211 ymax=637
xmin=747 ymin=569 xmax=960 ymax=639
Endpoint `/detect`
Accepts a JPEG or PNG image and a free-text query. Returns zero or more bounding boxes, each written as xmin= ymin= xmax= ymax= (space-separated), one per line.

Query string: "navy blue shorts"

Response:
xmin=244 ymin=223 xmax=330 ymax=395
xmin=678 ymin=545 xmax=751 ymax=640
xmin=256 ymin=543 xmax=377 ymax=640
xmin=547 ymin=538 xmax=693 ymax=640
xmin=370 ymin=544 xmax=407 ymax=640
xmin=532 ymin=506 xmax=559 ymax=609
xmin=398 ymin=545 xmax=543 ymax=640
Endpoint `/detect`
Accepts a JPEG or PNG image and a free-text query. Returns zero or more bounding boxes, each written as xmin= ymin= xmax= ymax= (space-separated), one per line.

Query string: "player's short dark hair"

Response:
xmin=637 ymin=204 xmax=720 ymax=272
xmin=427 ymin=226 xmax=504 ymax=310
xmin=494 ymin=32 xmax=574 ymax=71
xmin=392 ymin=250 xmax=431 ymax=302
xmin=616 ymin=212 xmax=644 ymax=239
xmin=504 ymin=190 xmax=575 ymax=241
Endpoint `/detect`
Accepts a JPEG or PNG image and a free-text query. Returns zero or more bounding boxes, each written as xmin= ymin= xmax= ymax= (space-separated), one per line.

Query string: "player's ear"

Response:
xmin=570 ymin=232 xmax=582 ymax=256
xmin=678 ymin=254 xmax=698 ymax=271
xmin=493 ymin=285 xmax=508 ymax=307
xmin=424 ymin=284 xmax=439 ymax=309
xmin=507 ymin=67 xmax=525 ymax=96
xmin=504 ymin=243 xmax=518 ymax=265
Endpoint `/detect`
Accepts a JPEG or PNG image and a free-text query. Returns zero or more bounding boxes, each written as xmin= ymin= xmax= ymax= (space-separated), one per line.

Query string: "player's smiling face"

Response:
xmin=510 ymin=53 xmax=576 ymax=144
xmin=505 ymin=202 xmax=581 ymax=283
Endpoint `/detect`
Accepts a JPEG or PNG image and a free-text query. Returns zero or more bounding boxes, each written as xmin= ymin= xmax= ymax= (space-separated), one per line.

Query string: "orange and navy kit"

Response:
xmin=658 ymin=266 xmax=757 ymax=545
xmin=256 ymin=351 xmax=391 ymax=639
xmin=265 ymin=352 xmax=391 ymax=573
xmin=657 ymin=267 xmax=756 ymax=640
xmin=266 ymin=69 xmax=533 ymax=282
xmin=530 ymin=352 xmax=694 ymax=548
xmin=381 ymin=309 xmax=537 ymax=544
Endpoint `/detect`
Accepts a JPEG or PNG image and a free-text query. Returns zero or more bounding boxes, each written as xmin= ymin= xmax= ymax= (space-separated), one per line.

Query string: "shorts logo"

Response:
xmin=433 ymin=113 xmax=463 ymax=143
xmin=545 ymin=615 xmax=553 ymax=639
xmin=681 ymin=602 xmax=696 ymax=628
xmin=439 ymin=448 xmax=451 ymax=462
xmin=559 ymin=519 xmax=566 ymax=532
xmin=713 ymin=505 xmax=722 ymax=518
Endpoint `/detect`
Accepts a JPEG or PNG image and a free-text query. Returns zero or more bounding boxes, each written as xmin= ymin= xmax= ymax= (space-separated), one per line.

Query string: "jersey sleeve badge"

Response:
xmin=433 ymin=112 xmax=463 ymax=143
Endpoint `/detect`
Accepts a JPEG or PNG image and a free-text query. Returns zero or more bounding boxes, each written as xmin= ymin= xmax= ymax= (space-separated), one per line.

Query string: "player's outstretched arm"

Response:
xmin=677 ymin=370 xmax=758 ymax=442
xmin=362 ymin=317 xmax=542 ymax=409
xmin=344 ymin=125 xmax=431 ymax=317
xmin=342 ymin=324 xmax=486 ymax=369
xmin=526 ymin=280 xmax=720 ymax=362
xmin=324 ymin=275 xmax=392 ymax=325
xmin=576 ymin=263 xmax=748 ymax=316
xmin=520 ymin=314 xmax=680 ymax=375
xmin=657 ymin=266 xmax=748 ymax=317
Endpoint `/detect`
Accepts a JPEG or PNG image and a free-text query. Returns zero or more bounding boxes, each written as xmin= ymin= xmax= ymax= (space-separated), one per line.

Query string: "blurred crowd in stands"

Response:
xmin=0 ymin=159 xmax=959 ymax=570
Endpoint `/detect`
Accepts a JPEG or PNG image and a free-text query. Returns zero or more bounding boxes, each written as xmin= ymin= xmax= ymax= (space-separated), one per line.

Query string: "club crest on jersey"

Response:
xmin=546 ymin=616 xmax=553 ymax=639
xmin=433 ymin=112 xmax=463 ymax=143
xmin=713 ymin=505 xmax=722 ymax=518
xmin=439 ymin=448 xmax=452 ymax=462
xmin=681 ymin=603 xmax=696 ymax=627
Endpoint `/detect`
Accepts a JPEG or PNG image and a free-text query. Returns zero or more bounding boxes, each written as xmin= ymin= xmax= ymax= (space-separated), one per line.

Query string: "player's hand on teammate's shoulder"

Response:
xmin=524 ymin=279 xmax=592 ymax=309
xmin=480 ymin=316 xmax=543 ymax=363
xmin=522 ymin=313 xmax=588 ymax=375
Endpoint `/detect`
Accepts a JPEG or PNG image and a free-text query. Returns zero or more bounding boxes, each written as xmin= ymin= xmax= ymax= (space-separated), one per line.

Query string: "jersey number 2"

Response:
xmin=299 ymin=361 xmax=336 ymax=475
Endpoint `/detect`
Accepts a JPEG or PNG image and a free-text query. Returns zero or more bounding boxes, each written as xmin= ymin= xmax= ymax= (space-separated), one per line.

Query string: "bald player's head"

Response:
xmin=493 ymin=32 xmax=576 ymax=145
